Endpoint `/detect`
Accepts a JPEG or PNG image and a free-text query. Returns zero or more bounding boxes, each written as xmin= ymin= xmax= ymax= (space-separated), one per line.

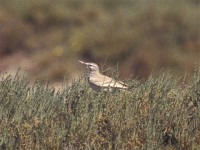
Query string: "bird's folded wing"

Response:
xmin=90 ymin=75 xmax=127 ymax=89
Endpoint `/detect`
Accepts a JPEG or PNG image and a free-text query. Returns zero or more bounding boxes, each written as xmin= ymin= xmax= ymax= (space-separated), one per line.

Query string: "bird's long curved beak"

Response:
xmin=77 ymin=60 xmax=87 ymax=65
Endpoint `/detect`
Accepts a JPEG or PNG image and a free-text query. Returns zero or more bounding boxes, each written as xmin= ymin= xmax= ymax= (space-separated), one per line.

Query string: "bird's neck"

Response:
xmin=88 ymin=71 xmax=100 ymax=76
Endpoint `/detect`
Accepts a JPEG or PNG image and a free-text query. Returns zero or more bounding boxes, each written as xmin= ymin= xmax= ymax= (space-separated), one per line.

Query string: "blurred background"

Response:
xmin=0 ymin=0 xmax=199 ymax=85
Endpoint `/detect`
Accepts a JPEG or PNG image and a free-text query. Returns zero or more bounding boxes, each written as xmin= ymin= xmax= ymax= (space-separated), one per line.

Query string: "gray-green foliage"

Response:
xmin=0 ymin=70 xmax=200 ymax=150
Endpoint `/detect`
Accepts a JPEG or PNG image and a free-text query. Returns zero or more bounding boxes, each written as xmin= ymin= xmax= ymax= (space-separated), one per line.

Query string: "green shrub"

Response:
xmin=0 ymin=69 xmax=199 ymax=149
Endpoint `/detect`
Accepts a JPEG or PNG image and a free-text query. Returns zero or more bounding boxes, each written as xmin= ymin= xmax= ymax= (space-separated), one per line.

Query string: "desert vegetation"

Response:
xmin=0 ymin=1 xmax=199 ymax=149
xmin=0 ymin=68 xmax=199 ymax=149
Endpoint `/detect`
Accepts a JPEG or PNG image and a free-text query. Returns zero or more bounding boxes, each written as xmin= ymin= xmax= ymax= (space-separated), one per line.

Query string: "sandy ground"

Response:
xmin=0 ymin=52 xmax=34 ymax=76
xmin=0 ymin=52 xmax=81 ymax=91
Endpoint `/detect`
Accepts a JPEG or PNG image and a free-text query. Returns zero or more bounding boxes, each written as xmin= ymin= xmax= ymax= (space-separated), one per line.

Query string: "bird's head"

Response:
xmin=78 ymin=60 xmax=100 ymax=73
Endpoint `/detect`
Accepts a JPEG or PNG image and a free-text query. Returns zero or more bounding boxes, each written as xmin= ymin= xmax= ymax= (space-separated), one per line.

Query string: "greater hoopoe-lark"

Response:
xmin=78 ymin=60 xmax=127 ymax=92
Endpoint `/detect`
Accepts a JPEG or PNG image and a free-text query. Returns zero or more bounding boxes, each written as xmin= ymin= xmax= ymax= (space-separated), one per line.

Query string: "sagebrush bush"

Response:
xmin=0 ymin=69 xmax=199 ymax=149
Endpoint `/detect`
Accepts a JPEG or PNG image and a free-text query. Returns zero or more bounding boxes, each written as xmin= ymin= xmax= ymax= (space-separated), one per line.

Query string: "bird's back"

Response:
xmin=89 ymin=73 xmax=127 ymax=91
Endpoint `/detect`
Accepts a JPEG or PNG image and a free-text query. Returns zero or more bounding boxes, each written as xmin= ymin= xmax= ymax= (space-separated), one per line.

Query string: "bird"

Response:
xmin=78 ymin=60 xmax=127 ymax=92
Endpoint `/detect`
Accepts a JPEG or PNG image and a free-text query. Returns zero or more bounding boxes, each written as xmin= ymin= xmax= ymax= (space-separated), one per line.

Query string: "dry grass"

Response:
xmin=0 ymin=68 xmax=199 ymax=149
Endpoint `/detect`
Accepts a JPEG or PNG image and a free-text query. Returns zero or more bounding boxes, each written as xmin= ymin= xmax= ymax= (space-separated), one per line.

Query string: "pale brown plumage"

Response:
xmin=78 ymin=60 xmax=127 ymax=92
